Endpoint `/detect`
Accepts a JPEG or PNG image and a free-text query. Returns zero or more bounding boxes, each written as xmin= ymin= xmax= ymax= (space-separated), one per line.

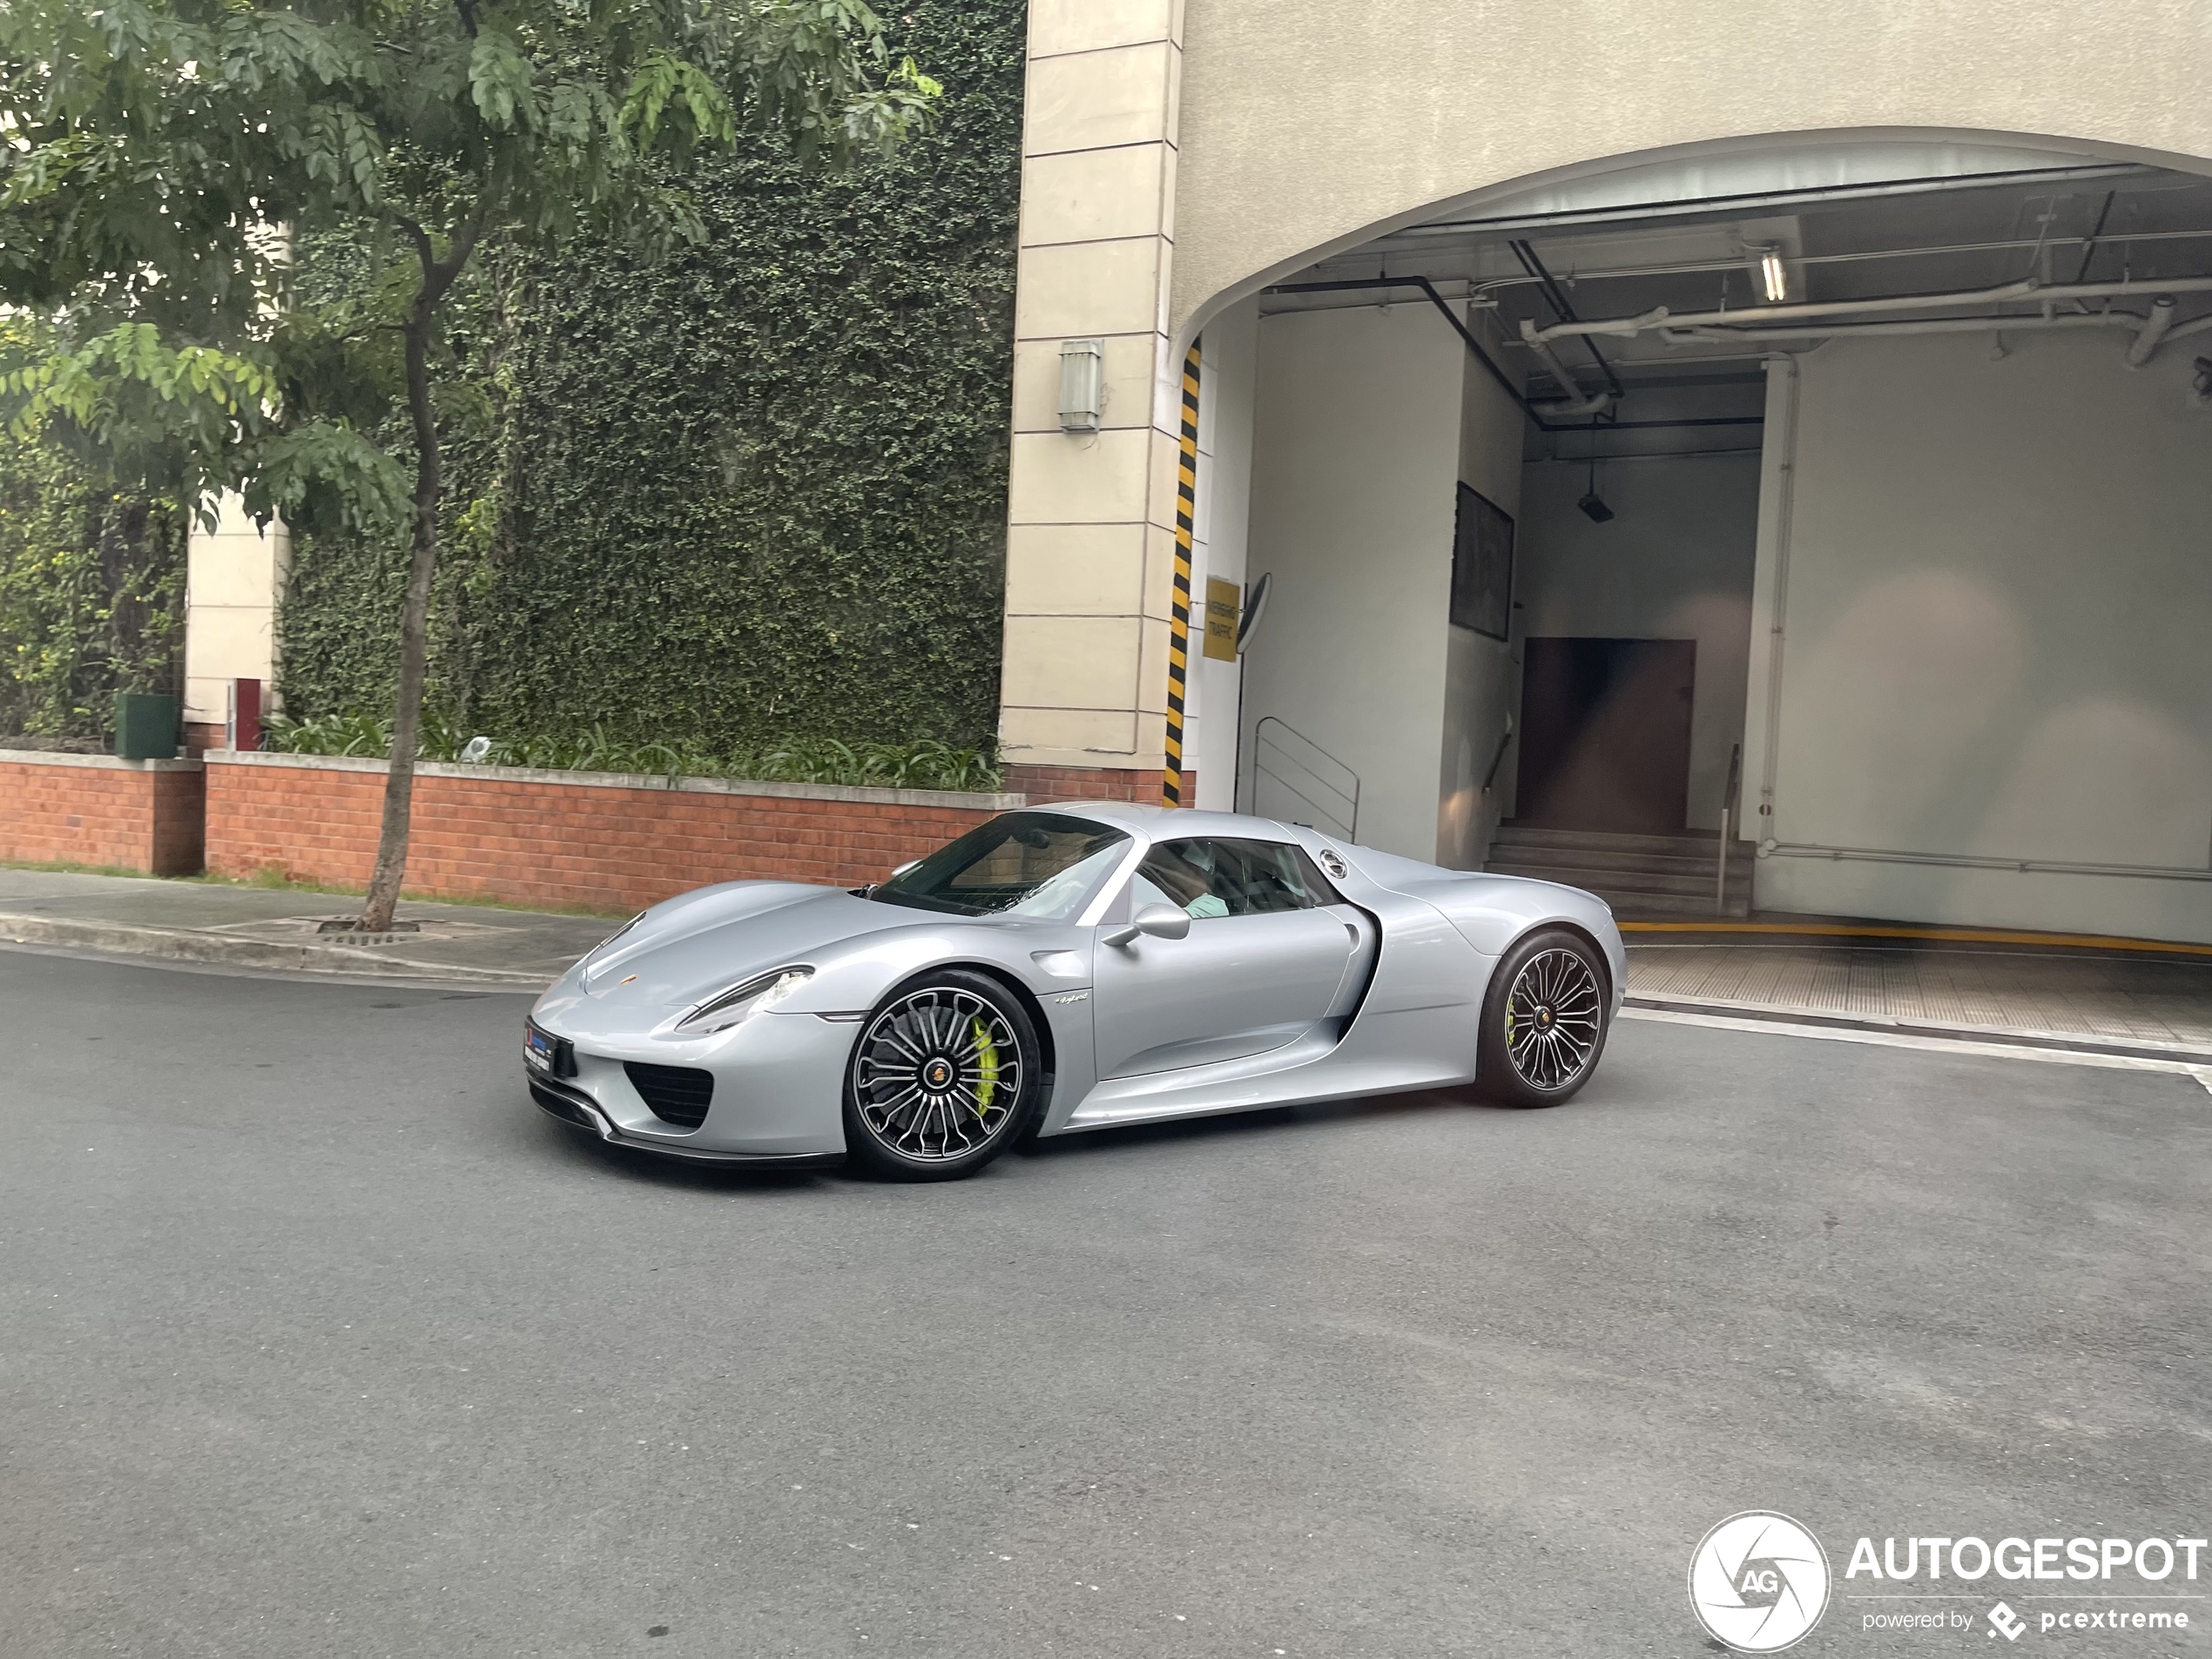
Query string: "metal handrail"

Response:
xmin=1250 ymin=717 xmax=1359 ymax=840
xmin=1475 ymin=711 xmax=1515 ymax=866
xmin=1481 ymin=710 xmax=1515 ymax=793
xmin=1716 ymin=741 xmax=1743 ymax=914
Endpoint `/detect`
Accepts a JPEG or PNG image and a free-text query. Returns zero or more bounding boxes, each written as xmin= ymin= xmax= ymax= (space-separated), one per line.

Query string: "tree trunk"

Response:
xmin=360 ymin=307 xmax=444 ymax=934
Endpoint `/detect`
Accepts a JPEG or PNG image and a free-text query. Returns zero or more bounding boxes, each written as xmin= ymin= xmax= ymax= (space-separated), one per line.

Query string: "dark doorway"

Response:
xmin=1514 ymin=637 xmax=1696 ymax=833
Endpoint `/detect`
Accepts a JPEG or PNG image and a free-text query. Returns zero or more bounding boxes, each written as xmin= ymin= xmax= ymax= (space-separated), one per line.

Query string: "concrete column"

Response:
xmin=998 ymin=0 xmax=1185 ymax=794
xmin=1187 ymin=296 xmax=1257 ymax=810
xmin=183 ymin=493 xmax=287 ymax=750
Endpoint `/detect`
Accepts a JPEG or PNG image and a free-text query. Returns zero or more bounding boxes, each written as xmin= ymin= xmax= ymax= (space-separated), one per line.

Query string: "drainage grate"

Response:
xmin=623 ymin=1062 xmax=714 ymax=1129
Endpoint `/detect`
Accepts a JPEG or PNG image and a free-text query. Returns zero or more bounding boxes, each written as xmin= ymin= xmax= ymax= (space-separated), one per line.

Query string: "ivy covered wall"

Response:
xmin=0 ymin=321 xmax=186 ymax=749
xmin=279 ymin=0 xmax=1024 ymax=755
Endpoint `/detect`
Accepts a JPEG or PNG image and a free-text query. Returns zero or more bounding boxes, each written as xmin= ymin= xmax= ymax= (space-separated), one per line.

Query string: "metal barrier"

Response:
xmin=1248 ymin=718 xmax=1360 ymax=841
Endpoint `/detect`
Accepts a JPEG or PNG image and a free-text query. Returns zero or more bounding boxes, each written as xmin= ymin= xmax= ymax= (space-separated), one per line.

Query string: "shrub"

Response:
xmin=264 ymin=710 xmax=1000 ymax=792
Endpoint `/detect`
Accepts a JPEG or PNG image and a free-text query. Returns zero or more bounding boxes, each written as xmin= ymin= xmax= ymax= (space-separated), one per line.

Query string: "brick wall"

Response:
xmin=205 ymin=754 xmax=1028 ymax=913
xmin=0 ymin=751 xmax=206 ymax=875
xmin=1004 ymin=764 xmax=1199 ymax=805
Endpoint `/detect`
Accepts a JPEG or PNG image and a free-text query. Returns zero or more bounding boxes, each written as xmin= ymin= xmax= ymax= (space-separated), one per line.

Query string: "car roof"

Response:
xmin=1023 ymin=800 xmax=1318 ymax=845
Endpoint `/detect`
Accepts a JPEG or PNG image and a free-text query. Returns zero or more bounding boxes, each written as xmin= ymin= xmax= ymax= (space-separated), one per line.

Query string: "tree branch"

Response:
xmin=391 ymin=213 xmax=435 ymax=273
xmin=389 ymin=200 xmax=487 ymax=316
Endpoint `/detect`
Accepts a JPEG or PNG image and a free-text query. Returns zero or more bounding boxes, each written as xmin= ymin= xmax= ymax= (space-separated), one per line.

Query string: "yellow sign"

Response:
xmin=1202 ymin=577 xmax=1240 ymax=661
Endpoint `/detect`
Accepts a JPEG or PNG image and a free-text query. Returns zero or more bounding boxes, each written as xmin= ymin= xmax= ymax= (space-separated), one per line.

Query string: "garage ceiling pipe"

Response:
xmin=1518 ymin=321 xmax=1613 ymax=415
xmin=1523 ymin=275 xmax=2212 ymax=345
xmin=1264 ymin=275 xmax=1763 ymax=432
xmin=2126 ymin=296 xmax=2177 ymax=366
xmin=1510 ymin=239 xmax=1623 ymax=414
xmin=1398 ymin=226 xmax=2212 ymax=306
xmin=1660 ymin=312 xmax=2149 ymax=345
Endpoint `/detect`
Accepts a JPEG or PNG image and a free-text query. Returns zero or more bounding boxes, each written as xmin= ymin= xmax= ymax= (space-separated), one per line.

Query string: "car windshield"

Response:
xmin=868 ymin=812 xmax=1131 ymax=920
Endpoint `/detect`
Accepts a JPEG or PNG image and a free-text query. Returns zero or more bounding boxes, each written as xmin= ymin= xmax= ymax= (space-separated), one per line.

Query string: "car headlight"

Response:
xmin=676 ymin=967 xmax=813 ymax=1035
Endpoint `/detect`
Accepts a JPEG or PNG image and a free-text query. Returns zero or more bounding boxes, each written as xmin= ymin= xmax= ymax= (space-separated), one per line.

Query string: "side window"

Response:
xmin=1129 ymin=838 xmax=1344 ymax=919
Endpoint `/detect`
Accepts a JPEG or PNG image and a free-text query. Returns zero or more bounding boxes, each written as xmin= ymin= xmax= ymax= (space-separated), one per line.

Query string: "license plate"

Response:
xmin=525 ymin=1024 xmax=561 ymax=1072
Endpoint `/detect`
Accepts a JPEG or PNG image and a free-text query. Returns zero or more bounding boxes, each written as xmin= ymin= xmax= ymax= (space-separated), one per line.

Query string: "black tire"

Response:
xmin=1474 ymin=927 xmax=1611 ymax=1108
xmin=841 ymin=969 xmax=1043 ymax=1181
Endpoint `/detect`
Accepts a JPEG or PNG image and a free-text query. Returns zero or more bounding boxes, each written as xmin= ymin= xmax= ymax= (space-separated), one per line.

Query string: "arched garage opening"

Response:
xmin=1180 ymin=132 xmax=2212 ymax=945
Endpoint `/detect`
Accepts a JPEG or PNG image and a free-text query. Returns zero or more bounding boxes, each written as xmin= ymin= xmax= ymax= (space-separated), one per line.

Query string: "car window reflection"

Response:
xmin=1131 ymin=838 xmax=1341 ymax=919
xmin=871 ymin=813 xmax=1131 ymax=919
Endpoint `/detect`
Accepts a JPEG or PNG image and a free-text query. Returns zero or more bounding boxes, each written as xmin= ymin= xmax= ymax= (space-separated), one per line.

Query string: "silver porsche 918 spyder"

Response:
xmin=524 ymin=804 xmax=1625 ymax=1180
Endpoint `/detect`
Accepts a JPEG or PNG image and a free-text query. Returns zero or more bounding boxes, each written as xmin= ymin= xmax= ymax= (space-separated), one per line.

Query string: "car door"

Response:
xmin=1090 ymin=836 xmax=1357 ymax=1078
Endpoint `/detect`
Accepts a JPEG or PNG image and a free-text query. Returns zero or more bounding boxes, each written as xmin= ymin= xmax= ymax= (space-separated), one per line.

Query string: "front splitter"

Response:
xmin=526 ymin=1075 xmax=844 ymax=1170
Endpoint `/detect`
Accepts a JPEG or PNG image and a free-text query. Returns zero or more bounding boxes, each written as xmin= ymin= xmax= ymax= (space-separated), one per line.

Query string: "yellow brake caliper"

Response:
xmin=972 ymin=1018 xmax=999 ymax=1119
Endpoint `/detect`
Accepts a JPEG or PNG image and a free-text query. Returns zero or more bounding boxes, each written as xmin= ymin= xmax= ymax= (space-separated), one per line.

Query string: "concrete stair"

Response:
xmin=1484 ymin=824 xmax=1752 ymax=918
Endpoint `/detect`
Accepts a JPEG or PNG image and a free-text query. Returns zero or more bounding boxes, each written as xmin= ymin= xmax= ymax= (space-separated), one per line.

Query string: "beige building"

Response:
xmin=183 ymin=3 xmax=2212 ymax=941
xmin=1001 ymin=0 xmax=2212 ymax=943
xmin=182 ymin=496 xmax=286 ymax=752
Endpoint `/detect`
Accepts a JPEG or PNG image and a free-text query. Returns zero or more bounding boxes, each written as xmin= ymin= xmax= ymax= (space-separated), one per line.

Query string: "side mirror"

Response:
xmin=1103 ymin=902 xmax=1192 ymax=948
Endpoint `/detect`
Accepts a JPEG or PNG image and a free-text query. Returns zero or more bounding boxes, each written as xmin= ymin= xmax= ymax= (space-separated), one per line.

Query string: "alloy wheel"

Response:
xmin=1502 ymin=947 xmax=1603 ymax=1090
xmin=852 ymin=985 xmax=1026 ymax=1162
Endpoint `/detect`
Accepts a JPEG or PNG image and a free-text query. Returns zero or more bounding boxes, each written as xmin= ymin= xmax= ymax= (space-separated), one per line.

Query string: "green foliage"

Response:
xmin=5 ymin=0 xmax=943 ymax=926
xmin=0 ymin=0 xmax=936 ymax=528
xmin=0 ymin=322 xmax=185 ymax=745
xmin=266 ymin=708 xmax=999 ymax=791
xmin=278 ymin=0 xmax=1021 ymax=756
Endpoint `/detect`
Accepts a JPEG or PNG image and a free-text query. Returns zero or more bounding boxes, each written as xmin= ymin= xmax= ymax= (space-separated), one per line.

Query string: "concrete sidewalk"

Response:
xmin=0 ymin=868 xmax=616 ymax=987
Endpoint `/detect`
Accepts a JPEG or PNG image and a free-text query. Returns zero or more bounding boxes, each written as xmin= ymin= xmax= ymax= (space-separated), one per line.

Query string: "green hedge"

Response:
xmin=278 ymin=0 xmax=1023 ymax=758
xmin=0 ymin=317 xmax=186 ymax=748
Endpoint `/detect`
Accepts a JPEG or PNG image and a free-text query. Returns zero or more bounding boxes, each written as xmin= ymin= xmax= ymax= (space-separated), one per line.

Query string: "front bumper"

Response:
xmin=527 ymin=1073 xmax=842 ymax=1169
xmin=522 ymin=1002 xmax=858 ymax=1160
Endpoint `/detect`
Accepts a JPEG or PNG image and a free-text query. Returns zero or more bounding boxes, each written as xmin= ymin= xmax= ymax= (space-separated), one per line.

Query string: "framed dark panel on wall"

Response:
xmin=1451 ymin=482 xmax=1514 ymax=641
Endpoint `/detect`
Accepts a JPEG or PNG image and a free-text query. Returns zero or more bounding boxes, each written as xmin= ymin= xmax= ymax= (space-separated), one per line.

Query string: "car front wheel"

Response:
xmin=1474 ymin=927 xmax=1610 ymax=1107
xmin=842 ymin=969 xmax=1043 ymax=1180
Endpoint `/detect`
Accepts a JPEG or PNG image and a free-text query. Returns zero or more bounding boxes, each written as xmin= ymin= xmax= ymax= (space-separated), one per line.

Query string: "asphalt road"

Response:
xmin=2 ymin=948 xmax=2207 ymax=1658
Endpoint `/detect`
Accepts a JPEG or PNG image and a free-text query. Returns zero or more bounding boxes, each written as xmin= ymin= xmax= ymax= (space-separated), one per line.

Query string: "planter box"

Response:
xmin=0 ymin=750 xmax=206 ymax=875
xmin=205 ymin=752 xmax=1028 ymax=913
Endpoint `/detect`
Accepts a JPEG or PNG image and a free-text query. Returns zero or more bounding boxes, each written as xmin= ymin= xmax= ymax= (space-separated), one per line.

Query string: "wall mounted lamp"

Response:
xmin=1059 ymin=338 xmax=1103 ymax=432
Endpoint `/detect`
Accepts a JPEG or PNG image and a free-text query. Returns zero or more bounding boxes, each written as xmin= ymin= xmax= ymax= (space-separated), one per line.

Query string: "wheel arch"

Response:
xmin=870 ymin=958 xmax=1060 ymax=1088
xmin=1502 ymin=918 xmax=1616 ymax=1006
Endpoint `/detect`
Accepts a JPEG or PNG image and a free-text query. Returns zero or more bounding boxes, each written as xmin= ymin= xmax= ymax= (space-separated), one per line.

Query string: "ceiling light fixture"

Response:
xmin=1757 ymin=246 xmax=1789 ymax=304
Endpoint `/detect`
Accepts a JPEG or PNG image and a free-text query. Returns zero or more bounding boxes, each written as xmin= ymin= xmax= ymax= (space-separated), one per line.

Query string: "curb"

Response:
xmin=1618 ymin=920 xmax=2212 ymax=960
xmin=1622 ymin=992 xmax=2212 ymax=1067
xmin=0 ymin=912 xmax=554 ymax=988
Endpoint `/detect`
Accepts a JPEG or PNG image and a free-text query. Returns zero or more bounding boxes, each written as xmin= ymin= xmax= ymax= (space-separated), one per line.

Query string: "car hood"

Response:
xmin=576 ymin=883 xmax=939 ymax=1014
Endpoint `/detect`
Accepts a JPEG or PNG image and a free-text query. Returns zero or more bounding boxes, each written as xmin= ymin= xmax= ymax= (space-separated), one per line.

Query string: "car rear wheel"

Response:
xmin=842 ymin=970 xmax=1042 ymax=1181
xmin=1474 ymin=927 xmax=1610 ymax=1107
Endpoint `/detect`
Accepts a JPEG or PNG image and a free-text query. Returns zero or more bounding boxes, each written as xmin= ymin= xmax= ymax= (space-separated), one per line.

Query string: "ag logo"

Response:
xmin=1688 ymin=1512 xmax=1831 ymax=1652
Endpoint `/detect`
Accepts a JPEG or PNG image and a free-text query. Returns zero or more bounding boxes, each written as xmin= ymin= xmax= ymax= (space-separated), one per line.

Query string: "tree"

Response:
xmin=0 ymin=0 xmax=935 ymax=929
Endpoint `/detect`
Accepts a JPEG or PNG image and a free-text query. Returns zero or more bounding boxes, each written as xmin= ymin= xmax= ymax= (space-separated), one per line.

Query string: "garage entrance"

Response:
xmin=1188 ymin=134 xmax=2212 ymax=942
xmin=1515 ymin=637 xmax=1695 ymax=834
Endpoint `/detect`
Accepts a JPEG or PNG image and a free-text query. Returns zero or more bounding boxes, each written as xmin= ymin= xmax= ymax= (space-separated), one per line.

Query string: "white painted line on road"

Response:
xmin=1623 ymin=1005 xmax=2212 ymax=1087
